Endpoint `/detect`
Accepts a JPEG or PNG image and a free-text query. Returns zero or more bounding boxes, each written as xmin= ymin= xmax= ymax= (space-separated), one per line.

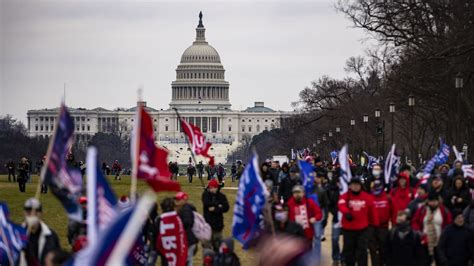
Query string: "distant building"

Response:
xmin=27 ymin=12 xmax=292 ymax=164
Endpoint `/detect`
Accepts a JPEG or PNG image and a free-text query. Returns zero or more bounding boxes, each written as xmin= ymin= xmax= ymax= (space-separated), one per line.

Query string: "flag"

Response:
xmin=297 ymin=160 xmax=318 ymax=205
xmin=41 ymin=103 xmax=83 ymax=221
xmin=179 ymin=118 xmax=215 ymax=167
xmin=86 ymin=147 xmax=118 ymax=246
xmin=452 ymin=145 xmax=464 ymax=163
xmin=330 ymin=150 xmax=338 ymax=165
xmin=422 ymin=141 xmax=450 ymax=183
xmin=338 ymin=145 xmax=352 ymax=194
xmin=156 ymin=211 xmax=188 ymax=266
xmin=232 ymin=152 xmax=269 ymax=249
xmin=384 ymin=144 xmax=400 ymax=186
xmin=363 ymin=151 xmax=379 ymax=170
xmin=67 ymin=192 xmax=156 ymax=266
xmin=132 ymin=105 xmax=180 ymax=192
xmin=0 ymin=203 xmax=28 ymax=266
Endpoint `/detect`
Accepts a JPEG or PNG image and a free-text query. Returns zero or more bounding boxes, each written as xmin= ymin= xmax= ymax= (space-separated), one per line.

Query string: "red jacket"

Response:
xmin=411 ymin=205 xmax=452 ymax=233
xmin=287 ymin=196 xmax=322 ymax=240
xmin=390 ymin=175 xmax=413 ymax=224
xmin=338 ymin=191 xmax=379 ymax=230
xmin=371 ymin=193 xmax=392 ymax=228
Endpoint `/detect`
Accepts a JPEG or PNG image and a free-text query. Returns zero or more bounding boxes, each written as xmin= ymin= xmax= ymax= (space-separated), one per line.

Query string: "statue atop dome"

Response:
xmin=198 ymin=11 xmax=204 ymax=27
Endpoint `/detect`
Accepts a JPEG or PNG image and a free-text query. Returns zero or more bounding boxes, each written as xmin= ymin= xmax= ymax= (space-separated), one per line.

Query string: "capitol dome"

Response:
xmin=170 ymin=12 xmax=231 ymax=111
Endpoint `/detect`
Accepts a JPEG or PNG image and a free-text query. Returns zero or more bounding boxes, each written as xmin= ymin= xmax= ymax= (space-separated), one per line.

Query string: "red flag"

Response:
xmin=180 ymin=118 xmax=215 ymax=167
xmin=132 ymin=106 xmax=180 ymax=192
xmin=156 ymin=211 xmax=188 ymax=266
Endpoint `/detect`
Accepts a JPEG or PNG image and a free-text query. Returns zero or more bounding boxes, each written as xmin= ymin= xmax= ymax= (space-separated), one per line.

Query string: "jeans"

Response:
xmin=187 ymin=244 xmax=196 ymax=266
xmin=368 ymin=226 xmax=388 ymax=266
xmin=332 ymin=223 xmax=342 ymax=262
xmin=313 ymin=221 xmax=322 ymax=264
xmin=202 ymin=230 xmax=223 ymax=252
xmin=188 ymin=173 xmax=193 ymax=183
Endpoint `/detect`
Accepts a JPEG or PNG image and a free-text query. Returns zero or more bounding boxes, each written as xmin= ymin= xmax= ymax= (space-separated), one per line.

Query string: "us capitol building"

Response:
xmin=27 ymin=12 xmax=292 ymax=164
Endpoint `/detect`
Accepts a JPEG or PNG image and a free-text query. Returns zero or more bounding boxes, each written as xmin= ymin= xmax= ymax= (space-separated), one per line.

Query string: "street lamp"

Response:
xmin=408 ymin=93 xmax=415 ymax=162
xmin=363 ymin=114 xmax=369 ymax=151
xmin=349 ymin=119 xmax=355 ymax=146
xmin=317 ymin=139 xmax=321 ymax=145
xmin=389 ymin=102 xmax=396 ymax=146
xmin=456 ymin=72 xmax=464 ymax=146
xmin=463 ymin=143 xmax=468 ymax=161
xmin=323 ymin=134 xmax=327 ymax=141
xmin=328 ymin=130 xmax=333 ymax=138
xmin=375 ymin=109 xmax=381 ymax=155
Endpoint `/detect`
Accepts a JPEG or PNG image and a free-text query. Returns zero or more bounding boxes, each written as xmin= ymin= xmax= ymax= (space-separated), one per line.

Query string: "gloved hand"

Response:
xmin=345 ymin=213 xmax=354 ymax=221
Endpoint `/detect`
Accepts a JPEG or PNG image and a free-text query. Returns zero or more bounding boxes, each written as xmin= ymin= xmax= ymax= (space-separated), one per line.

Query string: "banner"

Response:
xmin=232 ymin=152 xmax=268 ymax=249
xmin=298 ymin=160 xmax=319 ymax=205
xmin=132 ymin=105 xmax=180 ymax=192
xmin=41 ymin=103 xmax=83 ymax=221
xmin=156 ymin=211 xmax=188 ymax=266
xmin=338 ymin=145 xmax=352 ymax=194
xmin=180 ymin=118 xmax=215 ymax=167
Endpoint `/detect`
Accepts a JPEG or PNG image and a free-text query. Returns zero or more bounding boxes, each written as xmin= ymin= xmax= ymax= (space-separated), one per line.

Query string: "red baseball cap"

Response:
xmin=175 ymin=192 xmax=189 ymax=201
xmin=208 ymin=179 xmax=219 ymax=188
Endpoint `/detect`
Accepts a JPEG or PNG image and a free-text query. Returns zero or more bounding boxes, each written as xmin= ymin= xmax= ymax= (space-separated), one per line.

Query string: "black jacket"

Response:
xmin=24 ymin=222 xmax=60 ymax=265
xmin=275 ymin=221 xmax=305 ymax=239
xmin=279 ymin=177 xmax=300 ymax=202
xmin=446 ymin=178 xmax=471 ymax=213
xmin=202 ymin=189 xmax=229 ymax=231
xmin=437 ymin=224 xmax=474 ymax=266
xmin=384 ymin=225 xmax=426 ymax=266
xmin=178 ymin=203 xmax=198 ymax=246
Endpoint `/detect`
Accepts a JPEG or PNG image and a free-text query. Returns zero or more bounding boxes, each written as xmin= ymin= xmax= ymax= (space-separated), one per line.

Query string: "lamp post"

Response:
xmin=375 ymin=109 xmax=381 ymax=155
xmin=336 ymin=125 xmax=341 ymax=147
xmin=350 ymin=119 xmax=355 ymax=145
xmin=363 ymin=114 xmax=369 ymax=152
xmin=463 ymin=143 xmax=468 ymax=161
xmin=389 ymin=102 xmax=396 ymax=146
xmin=456 ymin=73 xmax=464 ymax=147
xmin=408 ymin=94 xmax=415 ymax=162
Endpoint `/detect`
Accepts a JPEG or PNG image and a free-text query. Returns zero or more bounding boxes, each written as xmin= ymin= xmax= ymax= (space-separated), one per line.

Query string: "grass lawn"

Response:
xmin=0 ymin=174 xmax=256 ymax=265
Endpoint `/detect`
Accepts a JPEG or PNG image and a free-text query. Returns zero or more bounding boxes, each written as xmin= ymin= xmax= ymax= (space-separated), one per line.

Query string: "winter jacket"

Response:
xmin=437 ymin=224 xmax=474 ymax=266
xmin=463 ymin=205 xmax=474 ymax=232
xmin=338 ymin=190 xmax=379 ymax=231
xmin=384 ymin=225 xmax=426 ymax=266
xmin=268 ymin=168 xmax=280 ymax=185
xmin=313 ymin=185 xmax=329 ymax=210
xmin=275 ymin=221 xmax=306 ymax=239
xmin=371 ymin=192 xmax=392 ymax=228
xmin=213 ymin=238 xmax=240 ymax=266
xmin=287 ymin=196 xmax=322 ymax=240
xmin=411 ymin=205 xmax=452 ymax=233
xmin=390 ymin=175 xmax=414 ymax=225
xmin=279 ymin=177 xmax=301 ymax=202
xmin=446 ymin=176 xmax=471 ymax=212
xmin=407 ymin=195 xmax=427 ymax=218
xmin=326 ymin=180 xmax=340 ymax=217
xmin=178 ymin=203 xmax=198 ymax=246
xmin=21 ymin=222 xmax=60 ymax=266
xmin=202 ymin=189 xmax=229 ymax=232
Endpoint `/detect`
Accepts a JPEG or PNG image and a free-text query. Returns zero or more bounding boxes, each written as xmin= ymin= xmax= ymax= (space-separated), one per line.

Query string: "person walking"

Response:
xmin=5 ymin=159 xmax=16 ymax=182
xmin=202 ymin=179 xmax=229 ymax=251
xmin=17 ymin=157 xmax=28 ymax=192
xmin=279 ymin=166 xmax=301 ymax=202
xmin=390 ymin=173 xmax=413 ymax=225
xmin=338 ymin=176 xmax=379 ymax=266
xmin=230 ymin=163 xmax=237 ymax=182
xmin=112 ymin=160 xmax=122 ymax=180
xmin=384 ymin=210 xmax=426 ymax=266
xmin=369 ymin=179 xmax=392 ymax=266
xmin=21 ymin=198 xmax=60 ymax=266
xmin=437 ymin=211 xmax=474 ymax=266
xmin=197 ymin=161 xmax=205 ymax=180
xmin=411 ymin=191 xmax=452 ymax=265
xmin=187 ymin=163 xmax=196 ymax=183
xmin=175 ymin=192 xmax=198 ymax=266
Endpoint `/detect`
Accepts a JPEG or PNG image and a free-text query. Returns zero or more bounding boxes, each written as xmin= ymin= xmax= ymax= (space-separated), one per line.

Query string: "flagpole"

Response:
xmin=173 ymin=108 xmax=205 ymax=189
xmin=35 ymin=104 xmax=62 ymax=199
xmin=130 ymin=89 xmax=142 ymax=203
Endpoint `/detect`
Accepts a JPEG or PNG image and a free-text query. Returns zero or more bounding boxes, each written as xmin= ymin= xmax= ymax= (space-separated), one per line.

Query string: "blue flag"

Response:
xmin=0 ymin=203 xmax=28 ymax=266
xmin=41 ymin=103 xmax=83 ymax=221
xmin=67 ymin=192 xmax=155 ymax=266
xmin=330 ymin=150 xmax=338 ymax=165
xmin=297 ymin=160 xmax=319 ymax=206
xmin=384 ymin=144 xmax=400 ymax=186
xmin=363 ymin=151 xmax=379 ymax=170
xmin=232 ymin=152 xmax=268 ymax=249
xmin=424 ymin=141 xmax=450 ymax=176
xmin=338 ymin=145 xmax=352 ymax=194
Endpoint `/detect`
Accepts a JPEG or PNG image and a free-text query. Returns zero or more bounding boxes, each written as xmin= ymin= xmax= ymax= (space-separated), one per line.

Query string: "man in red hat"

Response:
xmin=175 ymin=191 xmax=198 ymax=266
xmin=202 ymin=179 xmax=229 ymax=251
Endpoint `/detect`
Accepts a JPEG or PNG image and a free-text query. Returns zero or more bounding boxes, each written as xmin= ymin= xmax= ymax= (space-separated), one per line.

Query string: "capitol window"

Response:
xmin=241 ymin=126 xmax=245 ymax=132
xmin=165 ymin=125 xmax=169 ymax=131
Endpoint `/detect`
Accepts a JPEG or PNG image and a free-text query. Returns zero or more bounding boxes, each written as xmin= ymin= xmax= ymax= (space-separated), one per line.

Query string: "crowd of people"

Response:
xmin=3 ymin=153 xmax=474 ymax=266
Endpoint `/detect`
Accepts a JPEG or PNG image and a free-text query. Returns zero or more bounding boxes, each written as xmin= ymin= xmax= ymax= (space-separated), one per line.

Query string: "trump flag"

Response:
xmin=179 ymin=118 xmax=215 ymax=167
xmin=232 ymin=152 xmax=268 ymax=249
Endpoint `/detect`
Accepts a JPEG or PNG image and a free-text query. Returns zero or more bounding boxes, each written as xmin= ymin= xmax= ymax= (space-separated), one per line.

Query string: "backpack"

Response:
xmin=192 ymin=211 xmax=212 ymax=241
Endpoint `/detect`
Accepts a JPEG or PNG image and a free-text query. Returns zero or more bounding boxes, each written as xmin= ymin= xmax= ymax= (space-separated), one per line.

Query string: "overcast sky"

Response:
xmin=0 ymin=0 xmax=371 ymax=123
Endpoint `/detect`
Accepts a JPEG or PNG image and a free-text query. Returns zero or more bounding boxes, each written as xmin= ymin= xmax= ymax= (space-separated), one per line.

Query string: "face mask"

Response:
xmin=220 ymin=246 xmax=230 ymax=254
xmin=275 ymin=212 xmax=288 ymax=222
xmin=26 ymin=216 xmax=39 ymax=227
xmin=351 ymin=190 xmax=361 ymax=196
xmin=372 ymin=170 xmax=381 ymax=177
